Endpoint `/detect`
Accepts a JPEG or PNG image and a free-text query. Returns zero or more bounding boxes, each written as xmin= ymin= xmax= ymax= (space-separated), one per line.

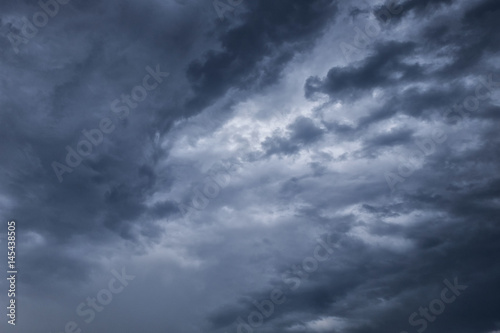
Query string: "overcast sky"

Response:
xmin=1 ymin=0 xmax=500 ymax=332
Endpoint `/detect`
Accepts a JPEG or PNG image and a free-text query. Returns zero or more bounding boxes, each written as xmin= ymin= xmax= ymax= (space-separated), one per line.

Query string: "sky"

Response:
xmin=0 ymin=0 xmax=500 ymax=332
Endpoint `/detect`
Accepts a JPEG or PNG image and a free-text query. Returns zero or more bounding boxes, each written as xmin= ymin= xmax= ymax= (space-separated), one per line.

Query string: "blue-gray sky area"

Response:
xmin=1 ymin=0 xmax=500 ymax=332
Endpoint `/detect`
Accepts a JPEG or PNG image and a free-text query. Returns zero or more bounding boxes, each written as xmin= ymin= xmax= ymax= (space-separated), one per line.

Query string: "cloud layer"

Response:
xmin=0 ymin=0 xmax=499 ymax=332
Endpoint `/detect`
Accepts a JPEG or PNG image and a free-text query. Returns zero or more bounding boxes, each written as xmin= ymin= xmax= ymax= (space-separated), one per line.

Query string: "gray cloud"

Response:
xmin=1 ymin=0 xmax=500 ymax=333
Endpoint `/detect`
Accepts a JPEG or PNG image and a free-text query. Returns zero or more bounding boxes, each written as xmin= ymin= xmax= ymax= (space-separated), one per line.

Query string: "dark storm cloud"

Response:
xmin=209 ymin=187 xmax=500 ymax=333
xmin=204 ymin=1 xmax=500 ymax=333
xmin=1 ymin=0 xmax=500 ymax=333
xmin=261 ymin=116 xmax=324 ymax=157
xmin=383 ymin=0 xmax=454 ymax=22
xmin=0 ymin=0 xmax=339 ymax=307
xmin=0 ymin=0 xmax=214 ymax=297
xmin=305 ymin=41 xmax=421 ymax=102
xmin=186 ymin=0 xmax=338 ymax=112
xmin=360 ymin=128 xmax=414 ymax=158
xmin=306 ymin=0 xmax=500 ymax=136
xmin=418 ymin=1 xmax=500 ymax=79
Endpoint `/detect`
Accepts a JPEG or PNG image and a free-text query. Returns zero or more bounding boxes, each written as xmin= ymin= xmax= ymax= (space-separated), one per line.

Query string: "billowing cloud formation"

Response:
xmin=0 ymin=0 xmax=499 ymax=333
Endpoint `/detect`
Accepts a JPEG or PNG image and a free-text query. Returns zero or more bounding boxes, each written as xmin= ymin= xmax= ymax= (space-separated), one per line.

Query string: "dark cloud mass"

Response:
xmin=0 ymin=0 xmax=499 ymax=333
